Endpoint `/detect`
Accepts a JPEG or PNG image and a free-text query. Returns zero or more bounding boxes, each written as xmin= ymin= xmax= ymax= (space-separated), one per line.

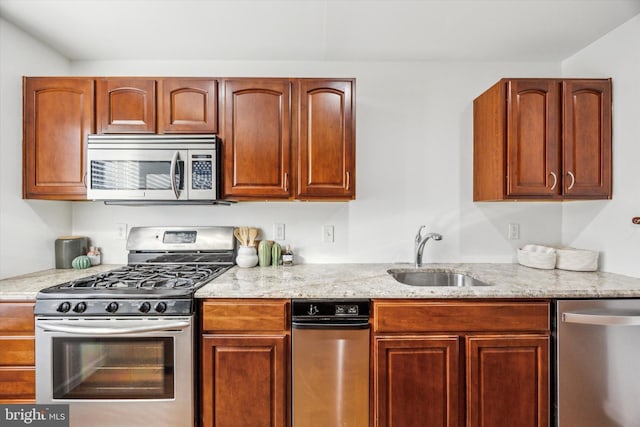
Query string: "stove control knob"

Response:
xmin=73 ymin=302 xmax=87 ymax=313
xmin=57 ymin=302 xmax=71 ymax=313
xmin=106 ymin=302 xmax=119 ymax=313
xmin=139 ymin=302 xmax=151 ymax=313
xmin=154 ymin=302 xmax=167 ymax=313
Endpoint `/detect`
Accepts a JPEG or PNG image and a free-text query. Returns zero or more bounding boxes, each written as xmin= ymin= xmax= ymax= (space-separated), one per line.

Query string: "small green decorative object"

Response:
xmin=258 ymin=240 xmax=272 ymax=267
xmin=271 ymin=243 xmax=282 ymax=266
xmin=71 ymin=255 xmax=91 ymax=269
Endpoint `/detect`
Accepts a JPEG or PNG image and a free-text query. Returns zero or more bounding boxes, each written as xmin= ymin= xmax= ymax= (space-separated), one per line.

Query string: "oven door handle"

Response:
xmin=562 ymin=311 xmax=640 ymax=326
xmin=36 ymin=320 xmax=191 ymax=335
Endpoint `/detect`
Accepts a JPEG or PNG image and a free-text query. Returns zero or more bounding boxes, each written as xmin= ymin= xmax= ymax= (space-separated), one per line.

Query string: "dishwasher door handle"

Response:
xmin=292 ymin=321 xmax=370 ymax=330
xmin=562 ymin=311 xmax=640 ymax=326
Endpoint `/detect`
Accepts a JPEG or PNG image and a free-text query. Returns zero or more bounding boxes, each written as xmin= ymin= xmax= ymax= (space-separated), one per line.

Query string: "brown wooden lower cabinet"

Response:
xmin=0 ymin=368 xmax=36 ymax=402
xmin=466 ymin=335 xmax=549 ymax=427
xmin=372 ymin=300 xmax=550 ymax=427
xmin=201 ymin=335 xmax=288 ymax=427
xmin=374 ymin=336 xmax=461 ymax=427
xmin=200 ymin=299 xmax=290 ymax=427
xmin=0 ymin=301 xmax=36 ymax=403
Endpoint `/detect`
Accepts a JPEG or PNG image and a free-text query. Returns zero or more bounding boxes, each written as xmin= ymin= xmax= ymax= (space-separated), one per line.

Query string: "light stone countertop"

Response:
xmin=194 ymin=263 xmax=640 ymax=299
xmin=0 ymin=265 xmax=122 ymax=300
xmin=2 ymin=263 xmax=640 ymax=301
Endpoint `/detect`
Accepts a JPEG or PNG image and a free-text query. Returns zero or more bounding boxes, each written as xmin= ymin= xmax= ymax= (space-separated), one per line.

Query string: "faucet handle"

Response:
xmin=415 ymin=225 xmax=426 ymax=243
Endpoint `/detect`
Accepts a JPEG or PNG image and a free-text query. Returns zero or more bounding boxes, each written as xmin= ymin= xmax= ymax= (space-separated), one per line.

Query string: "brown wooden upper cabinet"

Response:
xmin=222 ymin=79 xmax=292 ymax=199
xmin=159 ymin=79 xmax=218 ymax=133
xmin=297 ymin=79 xmax=355 ymax=199
xmin=97 ymin=78 xmax=156 ymax=133
xmin=96 ymin=78 xmax=218 ymax=134
xmin=222 ymin=78 xmax=356 ymax=200
xmin=23 ymin=77 xmax=94 ymax=200
xmin=473 ymin=78 xmax=612 ymax=201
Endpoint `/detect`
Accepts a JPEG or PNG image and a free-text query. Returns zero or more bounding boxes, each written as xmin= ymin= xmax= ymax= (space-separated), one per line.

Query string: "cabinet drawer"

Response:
xmin=201 ymin=299 xmax=289 ymax=332
xmin=0 ymin=303 xmax=35 ymax=334
xmin=0 ymin=338 xmax=35 ymax=366
xmin=0 ymin=368 xmax=35 ymax=401
xmin=373 ymin=300 xmax=549 ymax=333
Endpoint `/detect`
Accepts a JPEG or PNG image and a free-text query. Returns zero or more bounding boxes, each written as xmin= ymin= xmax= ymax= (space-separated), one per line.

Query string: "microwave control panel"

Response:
xmin=191 ymin=155 xmax=213 ymax=190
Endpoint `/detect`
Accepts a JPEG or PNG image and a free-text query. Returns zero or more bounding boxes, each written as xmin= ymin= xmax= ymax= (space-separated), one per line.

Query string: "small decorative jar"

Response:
xmin=87 ymin=246 xmax=102 ymax=266
xmin=236 ymin=246 xmax=258 ymax=268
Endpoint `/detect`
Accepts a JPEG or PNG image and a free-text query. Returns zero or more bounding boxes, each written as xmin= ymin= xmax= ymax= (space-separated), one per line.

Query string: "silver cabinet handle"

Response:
xmin=562 ymin=312 xmax=640 ymax=326
xmin=284 ymin=172 xmax=289 ymax=192
xmin=550 ymin=172 xmax=557 ymax=190
xmin=346 ymin=171 xmax=351 ymax=190
xmin=170 ymin=151 xmax=181 ymax=199
xmin=567 ymin=171 xmax=576 ymax=190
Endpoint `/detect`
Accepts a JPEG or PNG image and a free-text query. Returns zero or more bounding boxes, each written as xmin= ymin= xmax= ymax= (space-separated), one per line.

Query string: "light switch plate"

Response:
xmin=508 ymin=223 xmax=520 ymax=240
xmin=274 ymin=223 xmax=285 ymax=240
xmin=323 ymin=225 xmax=335 ymax=243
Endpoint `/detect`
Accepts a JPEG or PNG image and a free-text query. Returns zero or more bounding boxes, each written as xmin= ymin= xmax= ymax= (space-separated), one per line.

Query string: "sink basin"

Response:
xmin=387 ymin=269 xmax=492 ymax=287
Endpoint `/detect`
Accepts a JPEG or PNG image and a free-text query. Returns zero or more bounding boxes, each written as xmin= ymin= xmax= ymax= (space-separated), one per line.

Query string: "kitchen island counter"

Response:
xmin=2 ymin=263 xmax=640 ymax=300
xmin=195 ymin=263 xmax=640 ymax=299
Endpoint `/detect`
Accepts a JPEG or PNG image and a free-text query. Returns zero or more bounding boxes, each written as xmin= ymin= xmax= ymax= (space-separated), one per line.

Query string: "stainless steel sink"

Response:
xmin=387 ymin=269 xmax=492 ymax=287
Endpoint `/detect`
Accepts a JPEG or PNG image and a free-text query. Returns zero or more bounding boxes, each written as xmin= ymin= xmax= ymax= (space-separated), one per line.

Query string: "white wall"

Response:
xmin=0 ymin=18 xmax=72 ymax=279
xmin=562 ymin=14 xmax=640 ymax=277
xmin=69 ymin=60 xmax=563 ymax=265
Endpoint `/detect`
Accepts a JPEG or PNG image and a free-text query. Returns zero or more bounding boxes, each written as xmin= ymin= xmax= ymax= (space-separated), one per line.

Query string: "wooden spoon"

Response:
xmin=240 ymin=226 xmax=249 ymax=246
xmin=233 ymin=228 xmax=245 ymax=246
xmin=248 ymin=228 xmax=258 ymax=246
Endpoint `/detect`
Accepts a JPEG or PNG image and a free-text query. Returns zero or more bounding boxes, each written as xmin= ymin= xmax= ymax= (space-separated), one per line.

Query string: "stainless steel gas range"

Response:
xmin=34 ymin=226 xmax=235 ymax=427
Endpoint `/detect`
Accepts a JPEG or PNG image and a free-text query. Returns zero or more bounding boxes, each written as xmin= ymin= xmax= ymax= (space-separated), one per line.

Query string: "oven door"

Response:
xmin=88 ymin=147 xmax=190 ymax=201
xmin=35 ymin=317 xmax=194 ymax=427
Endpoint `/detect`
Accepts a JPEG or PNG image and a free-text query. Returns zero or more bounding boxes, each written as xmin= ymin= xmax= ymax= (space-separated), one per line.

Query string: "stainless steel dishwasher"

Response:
xmin=292 ymin=299 xmax=370 ymax=427
xmin=556 ymin=299 xmax=640 ymax=426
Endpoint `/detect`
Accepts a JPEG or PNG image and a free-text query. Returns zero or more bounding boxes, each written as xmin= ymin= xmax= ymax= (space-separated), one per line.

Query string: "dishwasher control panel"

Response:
xmin=292 ymin=299 xmax=370 ymax=322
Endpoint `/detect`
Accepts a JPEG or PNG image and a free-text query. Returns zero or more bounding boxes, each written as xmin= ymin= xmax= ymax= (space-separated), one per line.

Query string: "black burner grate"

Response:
xmin=56 ymin=264 xmax=229 ymax=291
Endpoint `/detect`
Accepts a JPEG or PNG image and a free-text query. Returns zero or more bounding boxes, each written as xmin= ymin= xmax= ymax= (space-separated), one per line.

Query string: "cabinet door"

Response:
xmin=159 ymin=79 xmax=218 ymax=133
xmin=562 ymin=79 xmax=612 ymax=198
xmin=222 ymin=79 xmax=292 ymax=199
xmin=506 ymin=79 xmax=562 ymax=197
xmin=296 ymin=79 xmax=355 ymax=199
xmin=0 ymin=302 xmax=35 ymax=403
xmin=23 ymin=77 xmax=94 ymax=200
xmin=97 ymin=78 xmax=156 ymax=133
xmin=201 ymin=334 xmax=288 ymax=427
xmin=466 ymin=335 xmax=549 ymax=427
xmin=375 ymin=336 xmax=461 ymax=427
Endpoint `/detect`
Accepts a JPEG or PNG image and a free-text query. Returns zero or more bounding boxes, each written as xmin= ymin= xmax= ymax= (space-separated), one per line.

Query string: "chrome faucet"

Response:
xmin=414 ymin=225 xmax=443 ymax=267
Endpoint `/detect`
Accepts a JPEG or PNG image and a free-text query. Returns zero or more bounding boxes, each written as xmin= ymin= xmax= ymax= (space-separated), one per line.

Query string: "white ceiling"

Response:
xmin=1 ymin=0 xmax=640 ymax=62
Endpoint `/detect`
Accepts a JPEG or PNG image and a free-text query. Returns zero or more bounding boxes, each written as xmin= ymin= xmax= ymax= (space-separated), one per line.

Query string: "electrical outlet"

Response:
xmin=274 ymin=223 xmax=285 ymax=240
xmin=508 ymin=223 xmax=520 ymax=240
xmin=116 ymin=223 xmax=128 ymax=240
xmin=323 ymin=225 xmax=335 ymax=243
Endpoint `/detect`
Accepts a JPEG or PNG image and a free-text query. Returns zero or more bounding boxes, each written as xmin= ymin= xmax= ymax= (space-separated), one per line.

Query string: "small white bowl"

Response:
xmin=517 ymin=244 xmax=556 ymax=270
xmin=556 ymin=247 xmax=598 ymax=272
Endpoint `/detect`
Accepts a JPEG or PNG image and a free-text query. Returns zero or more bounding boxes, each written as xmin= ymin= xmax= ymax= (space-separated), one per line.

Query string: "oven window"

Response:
xmin=52 ymin=337 xmax=174 ymax=400
xmin=91 ymin=160 xmax=185 ymax=190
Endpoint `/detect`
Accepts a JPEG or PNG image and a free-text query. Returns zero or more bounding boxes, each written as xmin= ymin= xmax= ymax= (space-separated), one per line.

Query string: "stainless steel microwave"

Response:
xmin=87 ymin=134 xmax=219 ymax=203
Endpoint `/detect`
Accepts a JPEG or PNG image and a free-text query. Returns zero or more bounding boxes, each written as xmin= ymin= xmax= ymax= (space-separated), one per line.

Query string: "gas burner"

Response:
xmin=35 ymin=226 xmax=236 ymax=316
xmin=52 ymin=264 xmax=230 ymax=292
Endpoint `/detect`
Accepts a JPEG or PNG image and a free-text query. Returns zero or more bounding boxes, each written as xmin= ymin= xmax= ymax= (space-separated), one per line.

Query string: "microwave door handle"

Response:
xmin=170 ymin=151 xmax=181 ymax=199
